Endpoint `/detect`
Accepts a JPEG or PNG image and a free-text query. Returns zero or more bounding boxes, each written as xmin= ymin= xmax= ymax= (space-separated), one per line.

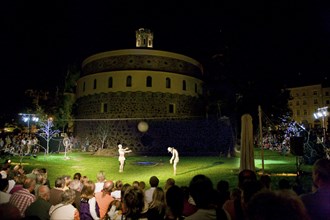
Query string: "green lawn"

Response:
xmin=4 ymin=148 xmax=314 ymax=192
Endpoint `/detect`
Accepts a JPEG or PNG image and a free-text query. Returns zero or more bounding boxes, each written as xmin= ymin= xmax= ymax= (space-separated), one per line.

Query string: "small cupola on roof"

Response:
xmin=136 ymin=28 xmax=153 ymax=48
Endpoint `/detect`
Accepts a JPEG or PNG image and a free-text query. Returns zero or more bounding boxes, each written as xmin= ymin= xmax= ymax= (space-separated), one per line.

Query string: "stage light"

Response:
xmin=19 ymin=113 xmax=39 ymax=134
xmin=313 ymin=106 xmax=329 ymax=143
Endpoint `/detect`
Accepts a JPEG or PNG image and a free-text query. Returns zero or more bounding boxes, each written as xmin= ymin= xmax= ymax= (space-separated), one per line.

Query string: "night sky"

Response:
xmin=1 ymin=1 xmax=329 ymax=118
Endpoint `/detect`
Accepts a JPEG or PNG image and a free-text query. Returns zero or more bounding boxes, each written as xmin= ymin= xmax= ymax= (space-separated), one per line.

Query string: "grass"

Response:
xmin=4 ymin=148 xmax=314 ymax=192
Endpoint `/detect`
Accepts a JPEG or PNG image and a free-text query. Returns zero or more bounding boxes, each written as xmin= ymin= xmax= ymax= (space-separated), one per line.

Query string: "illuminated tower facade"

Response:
xmin=136 ymin=28 xmax=153 ymax=48
xmin=73 ymin=28 xmax=233 ymax=155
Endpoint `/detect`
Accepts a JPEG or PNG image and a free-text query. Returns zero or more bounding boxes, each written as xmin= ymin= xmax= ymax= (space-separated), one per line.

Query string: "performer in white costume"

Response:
xmin=118 ymin=144 xmax=132 ymax=172
xmin=167 ymin=147 xmax=179 ymax=175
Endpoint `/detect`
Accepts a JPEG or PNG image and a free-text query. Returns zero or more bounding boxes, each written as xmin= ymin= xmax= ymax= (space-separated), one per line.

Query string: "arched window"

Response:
xmin=182 ymin=80 xmax=186 ymax=91
xmin=93 ymin=79 xmax=97 ymax=89
xmin=146 ymin=76 xmax=152 ymax=87
xmin=108 ymin=77 xmax=113 ymax=88
xmin=126 ymin=76 xmax=132 ymax=87
xmin=166 ymin=77 xmax=171 ymax=88
xmin=83 ymin=82 xmax=86 ymax=92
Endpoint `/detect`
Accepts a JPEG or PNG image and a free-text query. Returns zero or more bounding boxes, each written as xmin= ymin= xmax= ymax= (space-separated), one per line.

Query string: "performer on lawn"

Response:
xmin=167 ymin=147 xmax=179 ymax=175
xmin=118 ymin=144 xmax=132 ymax=172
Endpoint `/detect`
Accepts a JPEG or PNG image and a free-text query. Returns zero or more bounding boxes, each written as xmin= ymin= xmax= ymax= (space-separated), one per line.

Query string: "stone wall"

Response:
xmin=74 ymin=118 xmax=234 ymax=156
xmin=75 ymin=92 xmax=205 ymax=119
xmin=82 ymin=54 xmax=202 ymax=78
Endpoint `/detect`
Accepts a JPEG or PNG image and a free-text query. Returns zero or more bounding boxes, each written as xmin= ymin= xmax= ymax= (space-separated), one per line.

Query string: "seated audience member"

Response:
xmin=147 ymin=187 xmax=166 ymax=220
xmin=111 ymin=180 xmax=123 ymax=200
xmin=165 ymin=184 xmax=184 ymax=220
xmin=108 ymin=182 xmax=131 ymax=220
xmin=49 ymin=189 xmax=80 ymax=220
xmin=9 ymin=177 xmax=36 ymax=218
xmin=123 ymin=186 xmax=148 ymax=220
xmin=216 ymin=180 xmax=230 ymax=209
xmin=62 ymin=175 xmax=72 ymax=191
xmin=181 ymin=186 xmax=198 ymax=218
xmin=278 ymin=178 xmax=292 ymax=190
xmin=9 ymin=174 xmax=26 ymax=194
xmin=25 ymin=185 xmax=52 ymax=220
xmin=259 ymin=174 xmax=272 ymax=190
xmin=139 ymin=181 xmax=146 ymax=191
xmin=95 ymin=180 xmax=115 ymax=219
xmin=69 ymin=177 xmax=83 ymax=211
xmin=185 ymin=174 xmax=228 ymax=220
xmin=0 ymin=203 xmax=22 ymax=220
xmin=49 ymin=177 xmax=65 ymax=205
xmin=132 ymin=180 xmax=140 ymax=189
xmin=145 ymin=176 xmax=160 ymax=204
xmin=223 ymin=169 xmax=259 ymax=220
xmin=247 ymin=189 xmax=310 ymax=220
xmin=94 ymin=170 xmax=106 ymax=193
xmin=39 ymin=168 xmax=51 ymax=188
xmin=300 ymin=158 xmax=330 ymax=220
xmin=0 ymin=174 xmax=11 ymax=203
xmin=73 ymin=172 xmax=82 ymax=180
xmin=71 ymin=172 xmax=84 ymax=192
xmin=13 ymin=164 xmax=25 ymax=176
xmin=164 ymin=178 xmax=176 ymax=192
xmin=80 ymin=180 xmax=100 ymax=219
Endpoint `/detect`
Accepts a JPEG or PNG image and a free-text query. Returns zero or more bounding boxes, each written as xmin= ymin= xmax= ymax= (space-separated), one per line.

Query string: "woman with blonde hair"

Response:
xmin=147 ymin=187 xmax=166 ymax=220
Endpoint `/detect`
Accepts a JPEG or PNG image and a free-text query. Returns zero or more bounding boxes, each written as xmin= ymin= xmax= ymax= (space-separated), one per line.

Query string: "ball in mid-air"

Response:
xmin=137 ymin=121 xmax=149 ymax=132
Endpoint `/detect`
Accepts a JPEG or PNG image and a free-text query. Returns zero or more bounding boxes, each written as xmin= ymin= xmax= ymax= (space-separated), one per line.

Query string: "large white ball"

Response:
xmin=137 ymin=121 xmax=149 ymax=132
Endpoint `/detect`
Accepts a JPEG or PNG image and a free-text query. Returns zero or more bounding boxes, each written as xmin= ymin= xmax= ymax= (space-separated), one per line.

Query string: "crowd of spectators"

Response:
xmin=1 ymin=157 xmax=330 ymax=220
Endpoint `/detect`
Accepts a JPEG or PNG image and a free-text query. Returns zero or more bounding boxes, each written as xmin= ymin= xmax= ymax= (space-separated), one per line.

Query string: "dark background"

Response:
xmin=1 ymin=0 xmax=329 ymax=117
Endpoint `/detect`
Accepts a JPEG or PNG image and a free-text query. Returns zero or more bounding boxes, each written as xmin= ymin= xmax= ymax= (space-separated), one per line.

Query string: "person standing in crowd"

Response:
xmin=167 ymin=147 xmax=179 ymax=175
xmin=300 ymin=158 xmax=330 ymax=220
xmin=118 ymin=144 xmax=132 ymax=172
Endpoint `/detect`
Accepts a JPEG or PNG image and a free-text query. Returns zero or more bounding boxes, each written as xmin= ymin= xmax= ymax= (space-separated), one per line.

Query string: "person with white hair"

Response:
xmin=118 ymin=144 xmax=132 ymax=172
xmin=167 ymin=147 xmax=179 ymax=175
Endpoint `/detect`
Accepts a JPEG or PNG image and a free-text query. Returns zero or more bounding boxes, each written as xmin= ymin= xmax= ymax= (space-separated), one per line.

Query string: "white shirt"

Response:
xmin=144 ymin=187 xmax=156 ymax=204
xmin=49 ymin=203 xmax=77 ymax=220
xmin=0 ymin=191 xmax=11 ymax=204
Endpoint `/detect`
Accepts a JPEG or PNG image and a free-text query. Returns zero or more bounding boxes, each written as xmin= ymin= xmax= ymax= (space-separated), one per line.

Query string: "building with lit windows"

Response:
xmin=288 ymin=84 xmax=330 ymax=131
xmin=73 ymin=28 xmax=233 ymax=155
